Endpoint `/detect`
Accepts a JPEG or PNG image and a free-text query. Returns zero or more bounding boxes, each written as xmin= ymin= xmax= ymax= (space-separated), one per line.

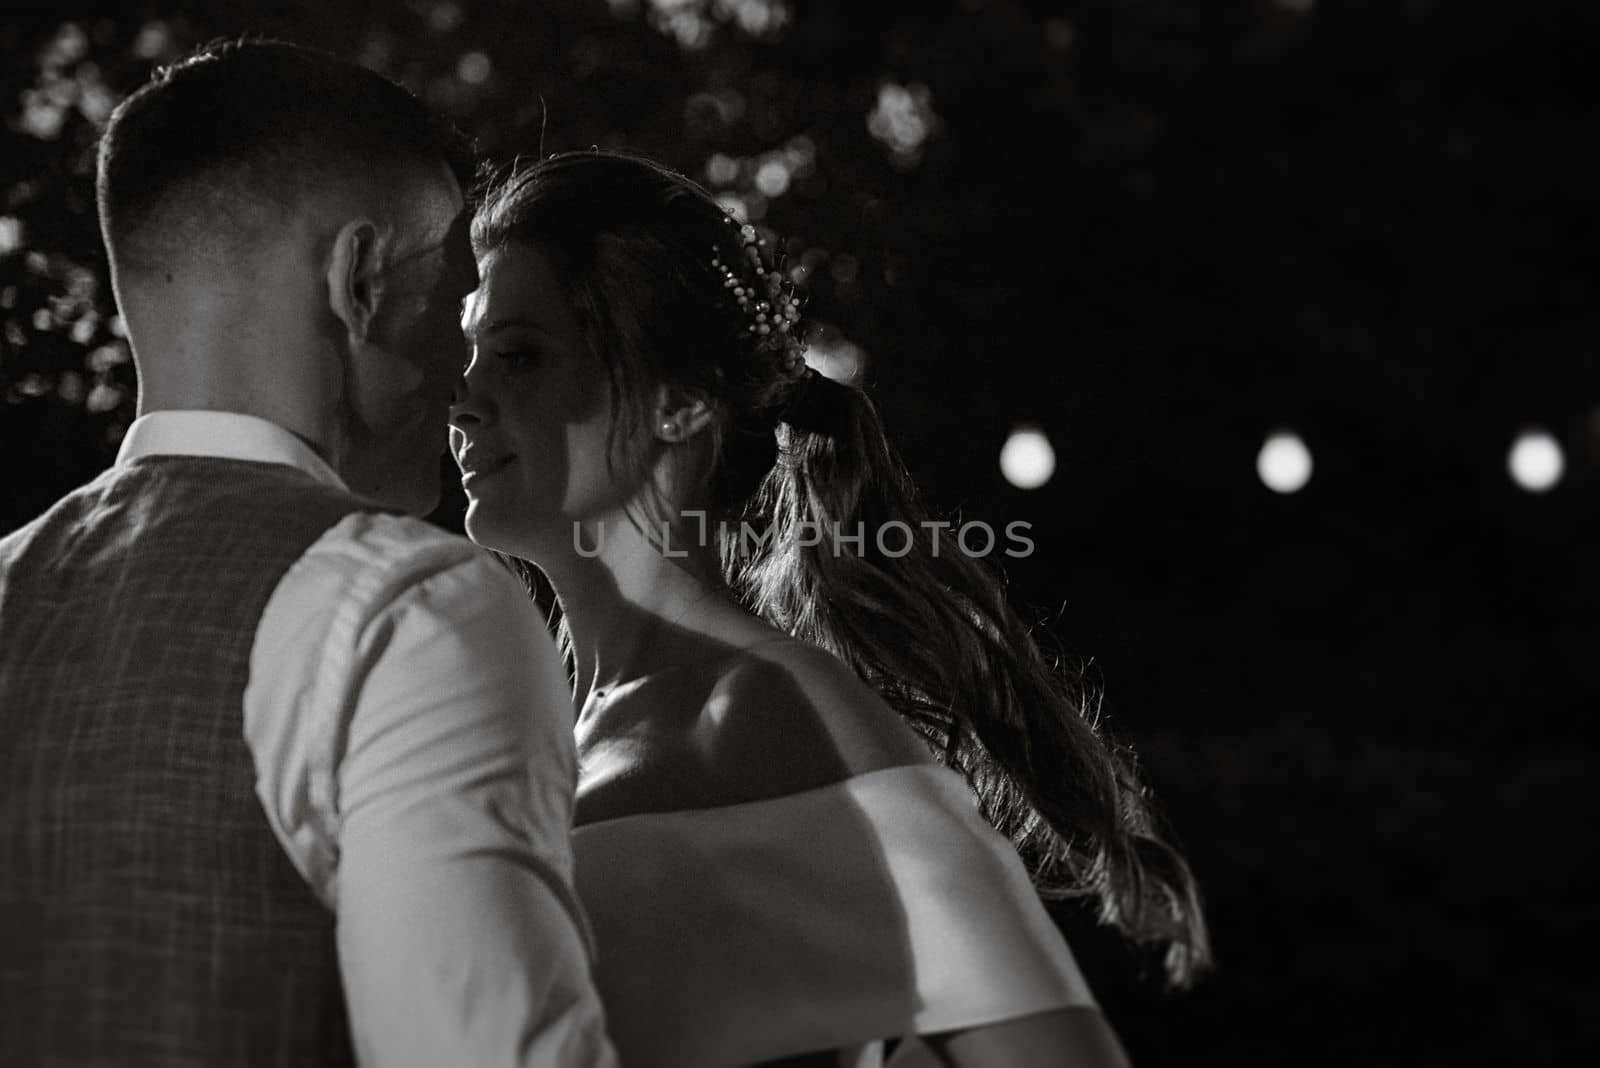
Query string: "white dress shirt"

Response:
xmin=116 ymin=411 xmax=615 ymax=1068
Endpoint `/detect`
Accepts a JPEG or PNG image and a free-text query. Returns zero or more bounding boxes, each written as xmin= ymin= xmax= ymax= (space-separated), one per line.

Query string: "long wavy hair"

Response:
xmin=473 ymin=149 xmax=1211 ymax=986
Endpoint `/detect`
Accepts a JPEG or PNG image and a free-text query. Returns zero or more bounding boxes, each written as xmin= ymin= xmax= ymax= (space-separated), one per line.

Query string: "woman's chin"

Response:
xmin=461 ymin=503 xmax=510 ymax=552
xmin=462 ymin=505 xmax=566 ymax=563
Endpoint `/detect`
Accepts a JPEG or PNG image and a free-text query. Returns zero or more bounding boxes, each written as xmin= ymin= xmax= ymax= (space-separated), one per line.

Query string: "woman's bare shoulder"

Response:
xmin=576 ymin=635 xmax=937 ymax=822
xmin=698 ymin=638 xmax=936 ymax=788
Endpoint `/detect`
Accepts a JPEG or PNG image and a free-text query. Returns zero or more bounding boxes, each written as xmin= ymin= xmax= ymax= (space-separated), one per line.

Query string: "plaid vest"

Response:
xmin=0 ymin=456 xmax=381 ymax=1067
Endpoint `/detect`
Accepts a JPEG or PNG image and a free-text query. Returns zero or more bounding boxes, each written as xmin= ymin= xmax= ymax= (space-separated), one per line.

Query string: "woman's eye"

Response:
xmin=496 ymin=349 xmax=544 ymax=368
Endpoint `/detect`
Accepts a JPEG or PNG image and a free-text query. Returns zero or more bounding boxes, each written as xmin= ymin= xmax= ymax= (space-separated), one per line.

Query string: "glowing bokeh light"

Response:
xmin=867 ymin=82 xmax=939 ymax=167
xmin=1257 ymin=430 xmax=1312 ymax=493
xmin=456 ymin=51 xmax=492 ymax=85
xmin=0 ymin=216 xmax=22 ymax=255
xmin=705 ymin=153 xmax=739 ymax=186
xmin=754 ymin=159 xmax=791 ymax=197
xmin=1000 ymin=426 xmax=1056 ymax=490
xmin=1508 ymin=430 xmax=1564 ymax=492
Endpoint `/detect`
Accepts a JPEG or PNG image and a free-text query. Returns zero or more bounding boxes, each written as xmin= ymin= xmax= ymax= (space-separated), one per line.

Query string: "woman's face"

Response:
xmin=451 ymin=241 xmax=628 ymax=558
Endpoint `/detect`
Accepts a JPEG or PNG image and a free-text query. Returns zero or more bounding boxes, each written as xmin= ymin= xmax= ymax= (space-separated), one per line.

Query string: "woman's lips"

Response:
xmin=459 ymin=453 xmax=516 ymax=486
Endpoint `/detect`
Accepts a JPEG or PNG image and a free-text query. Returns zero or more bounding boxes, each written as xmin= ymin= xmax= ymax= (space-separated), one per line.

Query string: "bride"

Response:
xmin=450 ymin=149 xmax=1208 ymax=1066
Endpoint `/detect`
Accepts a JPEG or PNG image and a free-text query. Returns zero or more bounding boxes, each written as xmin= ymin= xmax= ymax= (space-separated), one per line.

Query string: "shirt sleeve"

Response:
xmin=248 ymin=514 xmax=614 ymax=1068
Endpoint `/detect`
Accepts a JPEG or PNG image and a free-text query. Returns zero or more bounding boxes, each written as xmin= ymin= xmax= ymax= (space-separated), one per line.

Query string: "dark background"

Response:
xmin=4 ymin=1 xmax=1596 ymax=1064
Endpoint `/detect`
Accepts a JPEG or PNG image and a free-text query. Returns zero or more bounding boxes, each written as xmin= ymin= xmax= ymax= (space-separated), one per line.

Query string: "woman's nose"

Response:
xmin=449 ymin=370 xmax=487 ymax=428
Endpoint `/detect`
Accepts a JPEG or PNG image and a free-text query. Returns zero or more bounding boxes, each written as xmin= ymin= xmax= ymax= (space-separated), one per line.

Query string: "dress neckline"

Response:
xmin=573 ymin=759 xmax=952 ymax=833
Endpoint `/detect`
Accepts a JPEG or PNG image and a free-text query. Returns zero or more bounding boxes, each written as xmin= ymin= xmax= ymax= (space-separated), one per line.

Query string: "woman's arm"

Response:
xmin=921 ymin=1006 xmax=1132 ymax=1068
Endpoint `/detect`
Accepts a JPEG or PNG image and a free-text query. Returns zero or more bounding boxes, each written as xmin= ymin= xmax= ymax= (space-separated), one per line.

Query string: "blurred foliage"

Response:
xmin=0 ymin=0 xmax=966 ymax=529
xmin=4 ymin=2 xmax=1600 ymax=1064
xmin=8 ymin=0 xmax=1600 ymax=529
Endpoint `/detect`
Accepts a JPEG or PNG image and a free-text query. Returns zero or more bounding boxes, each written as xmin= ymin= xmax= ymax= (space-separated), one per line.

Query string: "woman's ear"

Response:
xmin=654 ymin=385 xmax=715 ymax=443
xmin=325 ymin=218 xmax=388 ymax=346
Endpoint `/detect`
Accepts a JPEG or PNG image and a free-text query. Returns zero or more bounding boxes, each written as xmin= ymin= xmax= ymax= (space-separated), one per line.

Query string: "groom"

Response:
xmin=0 ymin=40 xmax=612 ymax=1067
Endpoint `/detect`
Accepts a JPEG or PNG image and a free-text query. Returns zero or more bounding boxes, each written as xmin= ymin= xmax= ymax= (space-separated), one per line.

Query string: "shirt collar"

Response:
xmin=115 ymin=411 xmax=347 ymax=492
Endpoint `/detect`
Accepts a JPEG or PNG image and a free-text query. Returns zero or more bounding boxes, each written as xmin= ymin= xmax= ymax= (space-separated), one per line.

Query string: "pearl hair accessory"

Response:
xmin=710 ymin=218 xmax=806 ymax=376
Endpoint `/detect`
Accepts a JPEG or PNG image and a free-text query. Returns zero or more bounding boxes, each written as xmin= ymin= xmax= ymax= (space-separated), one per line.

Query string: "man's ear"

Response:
xmin=654 ymin=385 xmax=715 ymax=443
xmin=326 ymin=219 xmax=387 ymax=345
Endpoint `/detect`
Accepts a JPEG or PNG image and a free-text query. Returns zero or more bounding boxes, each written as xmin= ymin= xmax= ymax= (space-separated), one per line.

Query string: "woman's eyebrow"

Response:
xmin=465 ymin=316 xmax=556 ymax=339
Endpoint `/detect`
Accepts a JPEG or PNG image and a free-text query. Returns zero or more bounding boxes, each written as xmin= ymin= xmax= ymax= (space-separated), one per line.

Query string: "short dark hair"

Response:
xmin=97 ymin=37 xmax=474 ymax=271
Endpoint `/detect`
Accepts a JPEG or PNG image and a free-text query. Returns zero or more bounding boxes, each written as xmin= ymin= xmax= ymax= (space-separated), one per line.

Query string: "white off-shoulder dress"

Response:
xmin=572 ymin=763 xmax=1096 ymax=1067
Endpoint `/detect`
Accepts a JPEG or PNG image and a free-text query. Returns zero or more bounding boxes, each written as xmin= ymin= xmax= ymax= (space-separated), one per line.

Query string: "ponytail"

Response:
xmin=723 ymin=375 xmax=1212 ymax=987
